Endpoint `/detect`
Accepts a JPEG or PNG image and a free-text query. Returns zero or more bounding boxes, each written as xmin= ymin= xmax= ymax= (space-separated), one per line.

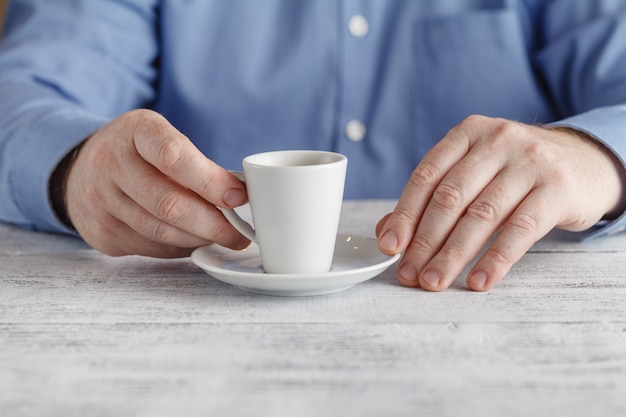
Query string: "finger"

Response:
xmin=75 ymin=208 xmax=192 ymax=258
xmin=109 ymin=186 xmax=216 ymax=249
xmin=466 ymin=185 xmax=561 ymax=291
xmin=103 ymin=217 xmax=195 ymax=258
xmin=416 ymin=166 xmax=534 ymax=291
xmin=114 ymin=163 xmax=250 ymax=250
xmin=377 ymin=127 xmax=471 ymax=255
xmin=375 ymin=213 xmax=392 ymax=237
xmin=398 ymin=144 xmax=506 ymax=286
xmin=131 ymin=112 xmax=247 ymax=208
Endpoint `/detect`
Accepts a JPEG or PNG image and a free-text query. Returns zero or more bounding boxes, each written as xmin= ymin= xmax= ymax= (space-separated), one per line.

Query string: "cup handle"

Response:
xmin=221 ymin=171 xmax=257 ymax=243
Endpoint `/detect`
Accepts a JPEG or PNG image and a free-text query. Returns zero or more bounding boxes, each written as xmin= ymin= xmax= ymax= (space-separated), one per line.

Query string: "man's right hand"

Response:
xmin=63 ymin=109 xmax=250 ymax=257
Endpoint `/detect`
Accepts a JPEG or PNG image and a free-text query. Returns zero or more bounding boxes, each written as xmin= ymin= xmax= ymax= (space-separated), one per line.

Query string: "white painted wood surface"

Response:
xmin=1 ymin=200 xmax=625 ymax=417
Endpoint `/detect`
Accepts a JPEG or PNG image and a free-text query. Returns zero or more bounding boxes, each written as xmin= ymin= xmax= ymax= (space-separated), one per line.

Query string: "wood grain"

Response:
xmin=1 ymin=200 xmax=625 ymax=417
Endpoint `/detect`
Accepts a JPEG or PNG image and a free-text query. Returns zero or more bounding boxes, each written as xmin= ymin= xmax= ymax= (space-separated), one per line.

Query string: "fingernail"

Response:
xmin=398 ymin=263 xmax=419 ymax=283
xmin=223 ymin=188 xmax=244 ymax=207
xmin=379 ymin=230 xmax=399 ymax=252
xmin=468 ymin=271 xmax=488 ymax=290
xmin=421 ymin=269 xmax=440 ymax=289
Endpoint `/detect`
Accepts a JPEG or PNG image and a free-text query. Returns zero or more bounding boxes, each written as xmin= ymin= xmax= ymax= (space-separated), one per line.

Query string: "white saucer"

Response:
xmin=191 ymin=234 xmax=401 ymax=296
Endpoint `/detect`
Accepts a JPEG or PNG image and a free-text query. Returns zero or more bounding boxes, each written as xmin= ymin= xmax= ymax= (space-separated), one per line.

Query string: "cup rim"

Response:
xmin=242 ymin=150 xmax=347 ymax=168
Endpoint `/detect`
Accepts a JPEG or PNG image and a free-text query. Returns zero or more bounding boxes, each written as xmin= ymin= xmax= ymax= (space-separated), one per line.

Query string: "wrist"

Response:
xmin=549 ymin=126 xmax=626 ymax=220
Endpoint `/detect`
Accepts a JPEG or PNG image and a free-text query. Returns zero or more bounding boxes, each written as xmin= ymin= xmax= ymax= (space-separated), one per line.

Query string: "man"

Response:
xmin=1 ymin=0 xmax=625 ymax=291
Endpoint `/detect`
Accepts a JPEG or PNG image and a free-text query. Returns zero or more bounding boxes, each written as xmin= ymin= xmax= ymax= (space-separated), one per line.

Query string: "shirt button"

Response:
xmin=348 ymin=15 xmax=369 ymax=37
xmin=345 ymin=119 xmax=367 ymax=142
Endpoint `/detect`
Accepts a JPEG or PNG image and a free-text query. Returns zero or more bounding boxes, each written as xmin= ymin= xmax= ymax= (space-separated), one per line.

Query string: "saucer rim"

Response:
xmin=191 ymin=233 xmax=400 ymax=280
xmin=191 ymin=233 xmax=401 ymax=295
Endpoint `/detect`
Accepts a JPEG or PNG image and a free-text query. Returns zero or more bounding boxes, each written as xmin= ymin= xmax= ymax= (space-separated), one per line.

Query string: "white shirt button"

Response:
xmin=348 ymin=15 xmax=369 ymax=37
xmin=345 ymin=119 xmax=367 ymax=142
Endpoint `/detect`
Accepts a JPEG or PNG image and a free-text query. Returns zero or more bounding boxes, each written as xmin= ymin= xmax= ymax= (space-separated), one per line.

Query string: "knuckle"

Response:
xmin=521 ymin=141 xmax=547 ymax=165
xmin=409 ymin=162 xmax=440 ymax=189
xmin=408 ymin=235 xmax=438 ymax=256
xmin=460 ymin=114 xmax=489 ymax=128
xmin=508 ymin=212 xmax=539 ymax=239
xmin=469 ymin=114 xmax=492 ymax=124
xmin=453 ymin=114 xmax=489 ymax=138
xmin=130 ymin=109 xmax=166 ymax=132
xmin=465 ymin=199 xmax=500 ymax=225
xmin=432 ymin=183 xmax=464 ymax=210
xmin=85 ymin=138 xmax=119 ymax=173
xmin=493 ymin=119 xmax=525 ymax=140
xmin=132 ymin=110 xmax=189 ymax=173
xmin=197 ymin=165 xmax=221 ymax=196
xmin=549 ymin=163 xmax=576 ymax=190
xmin=484 ymin=244 xmax=515 ymax=267
xmin=481 ymin=121 xmax=523 ymax=152
xmin=155 ymin=138 xmax=186 ymax=173
xmin=155 ymin=190 xmax=187 ymax=224
xmin=124 ymin=108 xmax=155 ymax=122
xmin=154 ymin=220 xmax=175 ymax=244
xmin=392 ymin=204 xmax=418 ymax=225
xmin=439 ymin=244 xmax=467 ymax=263
xmin=85 ymin=184 xmax=105 ymax=205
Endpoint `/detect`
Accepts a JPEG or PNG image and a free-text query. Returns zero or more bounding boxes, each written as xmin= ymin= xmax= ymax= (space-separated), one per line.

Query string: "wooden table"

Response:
xmin=1 ymin=200 xmax=625 ymax=417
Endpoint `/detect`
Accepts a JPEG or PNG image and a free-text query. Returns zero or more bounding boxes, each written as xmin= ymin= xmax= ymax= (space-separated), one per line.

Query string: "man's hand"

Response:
xmin=63 ymin=109 xmax=250 ymax=257
xmin=376 ymin=115 xmax=625 ymax=291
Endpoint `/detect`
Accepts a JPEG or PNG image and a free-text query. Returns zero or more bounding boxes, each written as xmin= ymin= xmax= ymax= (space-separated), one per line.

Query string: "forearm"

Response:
xmin=0 ymin=80 xmax=108 ymax=232
xmin=0 ymin=0 xmax=158 ymax=232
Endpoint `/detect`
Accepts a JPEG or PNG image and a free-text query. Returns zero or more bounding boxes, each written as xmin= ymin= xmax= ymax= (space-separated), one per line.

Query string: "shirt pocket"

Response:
xmin=411 ymin=8 xmax=554 ymax=158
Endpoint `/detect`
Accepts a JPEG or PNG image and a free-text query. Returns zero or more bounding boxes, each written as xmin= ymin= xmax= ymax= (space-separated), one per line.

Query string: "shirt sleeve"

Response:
xmin=533 ymin=1 xmax=626 ymax=239
xmin=0 ymin=0 xmax=159 ymax=233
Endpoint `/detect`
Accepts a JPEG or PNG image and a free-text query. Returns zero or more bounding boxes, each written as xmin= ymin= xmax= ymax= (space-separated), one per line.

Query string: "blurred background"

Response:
xmin=0 ymin=0 xmax=6 ymax=40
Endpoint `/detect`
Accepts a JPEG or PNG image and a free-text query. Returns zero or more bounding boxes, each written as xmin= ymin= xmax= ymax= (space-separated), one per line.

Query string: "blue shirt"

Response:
xmin=1 ymin=0 xmax=626 ymax=237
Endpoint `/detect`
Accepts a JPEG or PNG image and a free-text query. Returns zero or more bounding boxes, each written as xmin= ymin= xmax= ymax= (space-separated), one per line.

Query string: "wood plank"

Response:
xmin=1 ymin=322 xmax=625 ymax=417
xmin=1 ymin=250 xmax=626 ymax=324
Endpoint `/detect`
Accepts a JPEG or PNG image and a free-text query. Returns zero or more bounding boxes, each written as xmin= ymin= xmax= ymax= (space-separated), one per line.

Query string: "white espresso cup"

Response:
xmin=222 ymin=150 xmax=347 ymax=274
